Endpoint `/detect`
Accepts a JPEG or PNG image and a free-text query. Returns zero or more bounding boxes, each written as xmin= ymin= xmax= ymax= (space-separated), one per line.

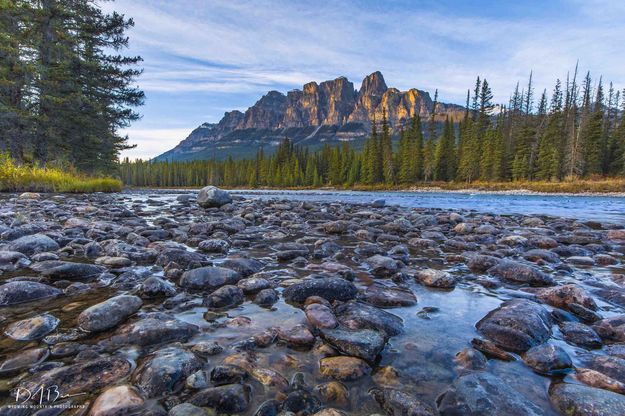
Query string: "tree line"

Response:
xmin=0 ymin=0 xmax=143 ymax=174
xmin=120 ymin=66 xmax=625 ymax=188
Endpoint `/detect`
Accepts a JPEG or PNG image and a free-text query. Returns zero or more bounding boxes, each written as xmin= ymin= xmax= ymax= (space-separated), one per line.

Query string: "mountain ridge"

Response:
xmin=155 ymin=71 xmax=465 ymax=161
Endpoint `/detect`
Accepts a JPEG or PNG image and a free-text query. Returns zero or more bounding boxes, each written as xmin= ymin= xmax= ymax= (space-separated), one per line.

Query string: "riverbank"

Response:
xmin=0 ymin=156 xmax=121 ymax=193
xmin=1 ymin=190 xmax=625 ymax=415
xmin=125 ymin=179 xmax=625 ymax=197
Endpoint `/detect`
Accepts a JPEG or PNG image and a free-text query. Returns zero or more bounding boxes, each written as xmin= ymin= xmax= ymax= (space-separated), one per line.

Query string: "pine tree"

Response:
xmin=380 ymin=109 xmax=395 ymax=184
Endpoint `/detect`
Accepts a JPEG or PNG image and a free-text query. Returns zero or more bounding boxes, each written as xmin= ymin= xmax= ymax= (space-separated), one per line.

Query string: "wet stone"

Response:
xmin=254 ymin=288 xmax=279 ymax=307
xmin=188 ymin=384 xmax=250 ymax=413
xmin=0 ymin=281 xmax=62 ymax=306
xmin=319 ymin=356 xmax=371 ymax=381
xmin=283 ymin=277 xmax=357 ymax=304
xmin=140 ymin=276 xmax=177 ymax=298
xmin=0 ymin=348 xmax=49 ymax=376
xmin=180 ymin=266 xmax=241 ymax=291
xmin=320 ymin=328 xmax=386 ymax=362
xmin=549 ymin=383 xmax=625 ymax=416
xmin=277 ymin=324 xmax=315 ymax=348
xmin=107 ymin=316 xmax=198 ymax=347
xmin=362 ymin=285 xmax=417 ymax=308
xmin=559 ymin=321 xmax=602 ymax=349
xmin=77 ymin=294 xmax=142 ymax=332
xmin=89 ymin=385 xmax=145 ymax=416
xmin=203 ymin=285 xmax=244 ymax=309
xmin=335 ymin=301 xmax=404 ymax=336
xmin=9 ymin=234 xmax=59 ymax=256
xmin=523 ymin=343 xmax=572 ymax=374
xmin=5 ymin=313 xmax=60 ymax=341
xmin=237 ymin=277 xmax=271 ymax=294
xmin=487 ymin=260 xmax=555 ymax=286
xmin=305 ymin=303 xmax=338 ymax=329
xmin=369 ymin=388 xmax=435 ymax=416
xmin=415 ymin=268 xmax=457 ymax=289
xmin=134 ymin=345 xmax=203 ymax=397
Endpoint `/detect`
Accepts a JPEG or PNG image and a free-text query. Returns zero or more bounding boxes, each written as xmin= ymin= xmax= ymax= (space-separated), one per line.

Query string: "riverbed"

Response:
xmin=1 ymin=190 xmax=624 ymax=415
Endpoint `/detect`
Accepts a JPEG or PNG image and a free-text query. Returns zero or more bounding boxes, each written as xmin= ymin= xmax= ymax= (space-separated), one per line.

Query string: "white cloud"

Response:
xmin=120 ymin=128 xmax=193 ymax=160
xmin=104 ymin=0 xmax=625 ymax=159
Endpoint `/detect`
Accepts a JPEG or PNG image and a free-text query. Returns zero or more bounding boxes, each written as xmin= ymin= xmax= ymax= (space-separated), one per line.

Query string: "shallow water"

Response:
xmin=1 ymin=191 xmax=624 ymax=415
xmin=226 ymin=189 xmax=625 ymax=224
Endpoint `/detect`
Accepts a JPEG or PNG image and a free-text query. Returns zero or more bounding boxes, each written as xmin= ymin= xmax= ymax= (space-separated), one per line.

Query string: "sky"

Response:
xmin=101 ymin=0 xmax=625 ymax=160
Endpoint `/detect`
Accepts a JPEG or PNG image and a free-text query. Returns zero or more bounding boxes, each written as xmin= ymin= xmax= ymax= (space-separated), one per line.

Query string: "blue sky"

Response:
xmin=103 ymin=0 xmax=625 ymax=159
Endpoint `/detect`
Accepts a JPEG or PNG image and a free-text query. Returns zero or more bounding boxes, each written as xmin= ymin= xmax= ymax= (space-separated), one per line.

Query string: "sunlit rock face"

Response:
xmin=156 ymin=71 xmax=465 ymax=161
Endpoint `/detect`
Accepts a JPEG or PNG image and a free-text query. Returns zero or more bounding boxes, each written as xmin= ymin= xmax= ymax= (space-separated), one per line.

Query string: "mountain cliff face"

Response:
xmin=156 ymin=72 xmax=464 ymax=161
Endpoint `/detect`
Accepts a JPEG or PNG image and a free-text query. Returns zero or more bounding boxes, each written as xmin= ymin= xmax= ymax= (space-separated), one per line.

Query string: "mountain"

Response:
xmin=155 ymin=71 xmax=465 ymax=161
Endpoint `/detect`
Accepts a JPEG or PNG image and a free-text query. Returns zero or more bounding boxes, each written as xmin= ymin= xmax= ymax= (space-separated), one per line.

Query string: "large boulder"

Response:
xmin=437 ymin=372 xmax=544 ymax=415
xmin=134 ymin=346 xmax=202 ymax=397
xmin=284 ymin=277 xmax=357 ymax=304
xmin=197 ymin=186 xmax=232 ymax=208
xmin=487 ymin=260 xmax=555 ymax=286
xmin=476 ymin=299 xmax=553 ymax=352
xmin=107 ymin=316 xmax=198 ymax=347
xmin=5 ymin=313 xmax=59 ymax=341
xmin=9 ymin=234 xmax=59 ymax=255
xmin=320 ymin=328 xmax=386 ymax=362
xmin=549 ymin=383 xmax=625 ymax=416
xmin=335 ymin=301 xmax=403 ymax=336
xmin=180 ymin=266 xmax=241 ymax=291
xmin=0 ymin=281 xmax=62 ymax=306
xmin=77 ymin=295 xmax=143 ymax=332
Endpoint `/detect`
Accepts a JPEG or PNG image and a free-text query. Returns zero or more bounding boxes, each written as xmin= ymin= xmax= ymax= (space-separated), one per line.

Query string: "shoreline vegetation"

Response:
xmin=0 ymin=156 xmax=122 ymax=193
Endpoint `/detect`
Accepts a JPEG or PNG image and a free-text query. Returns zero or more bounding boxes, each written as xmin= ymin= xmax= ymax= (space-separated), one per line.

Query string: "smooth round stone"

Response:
xmin=523 ymin=344 xmax=572 ymax=374
xmin=0 ymin=348 xmax=49 ymax=375
xmin=5 ymin=313 xmax=60 ymax=341
xmin=319 ymin=356 xmax=371 ymax=381
xmin=89 ymin=385 xmax=145 ymax=416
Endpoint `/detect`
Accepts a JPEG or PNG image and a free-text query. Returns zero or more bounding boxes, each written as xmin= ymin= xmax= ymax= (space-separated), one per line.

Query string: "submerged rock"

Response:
xmin=335 ymin=301 xmax=403 ymax=336
xmin=370 ymin=388 xmax=435 ymax=416
xmin=134 ymin=345 xmax=203 ymax=397
xmin=284 ymin=277 xmax=357 ymax=304
xmin=77 ymin=295 xmax=142 ymax=332
xmin=0 ymin=281 xmax=62 ymax=306
xmin=476 ymin=299 xmax=552 ymax=352
xmin=180 ymin=266 xmax=241 ymax=291
xmin=487 ymin=260 xmax=555 ymax=286
xmin=549 ymin=383 xmax=625 ymax=416
xmin=319 ymin=356 xmax=371 ymax=381
xmin=320 ymin=328 xmax=386 ymax=362
xmin=415 ymin=269 xmax=457 ymax=289
xmin=188 ymin=384 xmax=250 ymax=413
xmin=5 ymin=313 xmax=59 ymax=341
xmin=437 ymin=372 xmax=544 ymax=416
xmin=523 ymin=343 xmax=572 ymax=374
xmin=89 ymin=385 xmax=145 ymax=416
xmin=9 ymin=234 xmax=59 ymax=255
xmin=107 ymin=316 xmax=198 ymax=347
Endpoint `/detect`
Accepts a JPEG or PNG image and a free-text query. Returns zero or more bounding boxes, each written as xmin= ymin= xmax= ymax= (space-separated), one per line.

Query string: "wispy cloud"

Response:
xmin=103 ymin=0 xmax=625 ymax=159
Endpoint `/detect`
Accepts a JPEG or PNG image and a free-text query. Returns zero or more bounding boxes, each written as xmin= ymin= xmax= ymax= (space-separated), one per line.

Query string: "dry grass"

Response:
xmin=0 ymin=155 xmax=122 ymax=193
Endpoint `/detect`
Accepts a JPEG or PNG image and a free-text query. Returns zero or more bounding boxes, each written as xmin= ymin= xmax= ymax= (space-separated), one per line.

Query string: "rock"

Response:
xmin=203 ymin=285 xmax=244 ymax=309
xmin=9 ymin=234 xmax=59 ymax=255
xmin=197 ymin=186 xmax=232 ymax=208
xmin=5 ymin=313 xmax=60 ymax=341
xmin=156 ymin=248 xmax=209 ymax=269
xmin=95 ymin=256 xmax=132 ymax=268
xmin=437 ymin=372 xmax=544 ymax=416
xmin=0 ymin=348 xmax=49 ymax=376
xmin=335 ymin=301 xmax=403 ymax=336
xmin=282 ymin=390 xmax=321 ymax=415
xmin=323 ymin=220 xmax=349 ymax=234
xmin=305 ymin=303 xmax=338 ymax=329
xmin=319 ymin=356 xmax=371 ymax=381
xmin=567 ymin=256 xmax=595 ymax=266
xmin=523 ymin=249 xmax=560 ymax=264
xmin=476 ymin=299 xmax=552 ymax=352
xmin=108 ymin=316 xmax=198 ymax=346
xmin=559 ymin=321 xmax=602 ymax=349
xmin=19 ymin=192 xmax=41 ymax=199
xmin=372 ymin=199 xmax=386 ymax=208
xmin=254 ymin=288 xmax=278 ymax=307
xmin=210 ymin=365 xmax=248 ymax=386
xmin=192 ymin=341 xmax=224 ymax=357
xmin=134 ymin=345 xmax=202 ymax=397
xmin=198 ymin=239 xmax=230 ymax=253
xmin=605 ymin=343 xmax=625 ymax=359
xmin=314 ymin=381 xmax=349 ymax=406
xmin=487 ymin=260 xmax=555 ymax=286
xmin=549 ymin=383 xmax=625 ymax=416
xmin=535 ymin=284 xmax=596 ymax=311
xmin=369 ymin=388 xmax=435 ymax=416
xmin=253 ymin=400 xmax=282 ymax=416
xmin=366 ymin=255 xmax=400 ymax=277
xmin=277 ymin=324 xmax=315 ymax=348
xmin=169 ymin=403 xmax=208 ymax=416
xmin=466 ymin=255 xmax=500 ymax=273
xmin=0 ymin=281 xmax=62 ymax=305
xmin=578 ymin=354 xmax=625 ymax=384
xmin=284 ymin=277 xmax=357 ymax=304
xmin=180 ymin=266 xmax=241 ymax=291
xmin=34 ymin=260 xmax=106 ymax=280
xmin=221 ymin=257 xmax=263 ymax=277
xmin=523 ymin=344 xmax=572 ymax=374
xmin=89 ymin=385 xmax=145 ymax=416
xmin=237 ymin=277 xmax=271 ymax=294
xmin=141 ymin=276 xmax=177 ymax=298
xmin=415 ymin=268 xmax=457 ymax=289
xmin=362 ymin=285 xmax=417 ymax=308
xmin=573 ymin=368 xmax=625 ymax=395
xmin=454 ymin=348 xmax=487 ymax=372
xmin=188 ymin=384 xmax=250 ymax=413
xmin=77 ymin=295 xmax=142 ymax=332
xmin=320 ymin=328 xmax=386 ymax=362
xmin=21 ymin=357 xmax=131 ymax=395
xmin=593 ymin=315 xmax=625 ymax=342
xmin=470 ymin=338 xmax=515 ymax=361
xmin=0 ymin=250 xmax=30 ymax=271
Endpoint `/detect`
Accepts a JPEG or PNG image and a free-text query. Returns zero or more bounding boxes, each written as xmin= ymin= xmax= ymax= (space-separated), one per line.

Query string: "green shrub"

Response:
xmin=0 ymin=154 xmax=122 ymax=193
